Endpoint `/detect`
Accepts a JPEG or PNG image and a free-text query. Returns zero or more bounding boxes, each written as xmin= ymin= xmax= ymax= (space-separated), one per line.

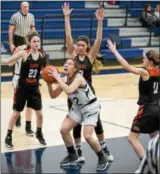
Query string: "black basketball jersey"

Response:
xmin=18 ymin=49 xmax=47 ymax=87
xmin=75 ymin=55 xmax=93 ymax=85
xmin=137 ymin=69 xmax=160 ymax=105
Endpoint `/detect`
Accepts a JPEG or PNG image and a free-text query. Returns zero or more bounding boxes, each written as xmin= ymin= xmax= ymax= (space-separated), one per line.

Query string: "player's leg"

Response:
xmin=128 ymin=104 xmax=158 ymax=160
xmin=83 ymin=105 xmax=109 ymax=171
xmin=60 ymin=116 xmax=79 ymax=167
xmin=68 ymin=98 xmax=85 ymax=162
xmin=95 ymin=115 xmax=114 ymax=162
xmin=27 ymin=89 xmax=46 ymax=145
xmin=25 ymin=107 xmax=34 ymax=136
xmin=5 ymin=86 xmax=26 ymax=148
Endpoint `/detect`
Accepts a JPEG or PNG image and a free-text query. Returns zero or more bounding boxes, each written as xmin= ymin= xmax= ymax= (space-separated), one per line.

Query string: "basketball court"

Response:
xmin=1 ymin=72 xmax=149 ymax=173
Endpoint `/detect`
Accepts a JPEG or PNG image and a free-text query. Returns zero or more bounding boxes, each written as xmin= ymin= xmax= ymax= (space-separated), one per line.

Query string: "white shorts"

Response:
xmin=68 ymin=101 xmax=100 ymax=126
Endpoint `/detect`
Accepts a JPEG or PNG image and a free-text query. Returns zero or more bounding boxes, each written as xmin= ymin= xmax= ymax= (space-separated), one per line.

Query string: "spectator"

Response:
xmin=141 ymin=4 xmax=157 ymax=27
xmin=154 ymin=4 xmax=160 ymax=26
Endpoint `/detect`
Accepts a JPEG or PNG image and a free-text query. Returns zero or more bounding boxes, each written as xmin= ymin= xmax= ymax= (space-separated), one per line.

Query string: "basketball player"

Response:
xmin=1 ymin=32 xmax=47 ymax=148
xmin=62 ymin=2 xmax=113 ymax=162
xmin=135 ymin=133 xmax=159 ymax=173
xmin=12 ymin=32 xmax=34 ymax=135
xmin=47 ymin=58 xmax=109 ymax=171
xmin=107 ymin=39 xmax=160 ymax=161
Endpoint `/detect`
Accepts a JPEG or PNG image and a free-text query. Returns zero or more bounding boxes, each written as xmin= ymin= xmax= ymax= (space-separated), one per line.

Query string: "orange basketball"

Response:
xmin=42 ymin=65 xmax=59 ymax=83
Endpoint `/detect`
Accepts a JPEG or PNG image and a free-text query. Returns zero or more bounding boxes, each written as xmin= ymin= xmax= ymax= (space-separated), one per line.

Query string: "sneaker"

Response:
xmin=60 ymin=153 xmax=78 ymax=167
xmin=26 ymin=128 xmax=34 ymax=137
xmin=15 ymin=116 xmax=21 ymax=127
xmin=96 ymin=157 xmax=109 ymax=171
xmin=36 ymin=132 xmax=46 ymax=145
xmin=104 ymin=150 xmax=114 ymax=162
xmin=76 ymin=146 xmax=85 ymax=163
xmin=5 ymin=136 xmax=13 ymax=149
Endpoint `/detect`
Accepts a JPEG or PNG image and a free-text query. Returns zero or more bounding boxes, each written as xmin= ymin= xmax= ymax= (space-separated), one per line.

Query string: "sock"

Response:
xmin=97 ymin=149 xmax=105 ymax=160
xmin=75 ymin=143 xmax=81 ymax=149
xmin=26 ymin=121 xmax=31 ymax=129
xmin=67 ymin=146 xmax=76 ymax=154
xmin=7 ymin=130 xmax=12 ymax=137
xmin=36 ymin=127 xmax=42 ymax=134
xmin=99 ymin=140 xmax=109 ymax=154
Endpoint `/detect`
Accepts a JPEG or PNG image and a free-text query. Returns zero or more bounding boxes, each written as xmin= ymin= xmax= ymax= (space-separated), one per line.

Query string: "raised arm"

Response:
xmin=107 ymin=39 xmax=149 ymax=80
xmin=62 ymin=2 xmax=74 ymax=56
xmin=88 ymin=8 xmax=104 ymax=63
xmin=0 ymin=50 xmax=26 ymax=66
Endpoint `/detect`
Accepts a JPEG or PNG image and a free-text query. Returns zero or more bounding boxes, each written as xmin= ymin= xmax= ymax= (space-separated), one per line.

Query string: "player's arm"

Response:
xmin=0 ymin=50 xmax=26 ymax=66
xmin=48 ymin=68 xmax=82 ymax=94
xmin=107 ymin=39 xmax=149 ymax=79
xmin=88 ymin=8 xmax=104 ymax=63
xmin=62 ymin=2 xmax=74 ymax=56
xmin=47 ymin=83 xmax=63 ymax=99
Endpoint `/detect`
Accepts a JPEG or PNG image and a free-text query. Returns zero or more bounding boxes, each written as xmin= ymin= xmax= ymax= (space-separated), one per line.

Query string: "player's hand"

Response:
xmin=106 ymin=39 xmax=117 ymax=53
xmin=62 ymin=2 xmax=73 ymax=16
xmin=48 ymin=67 xmax=60 ymax=80
xmin=10 ymin=44 xmax=16 ymax=53
xmin=95 ymin=7 xmax=104 ymax=21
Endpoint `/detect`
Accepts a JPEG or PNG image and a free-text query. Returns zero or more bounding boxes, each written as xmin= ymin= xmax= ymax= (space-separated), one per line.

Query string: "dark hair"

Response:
xmin=146 ymin=50 xmax=160 ymax=66
xmin=27 ymin=32 xmax=40 ymax=43
xmin=76 ymin=35 xmax=103 ymax=73
xmin=76 ymin=35 xmax=91 ymax=52
xmin=66 ymin=58 xmax=80 ymax=85
xmin=145 ymin=4 xmax=151 ymax=11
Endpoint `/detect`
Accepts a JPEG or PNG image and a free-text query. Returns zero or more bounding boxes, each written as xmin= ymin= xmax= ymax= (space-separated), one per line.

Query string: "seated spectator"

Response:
xmin=141 ymin=4 xmax=157 ymax=27
xmin=154 ymin=4 xmax=160 ymax=26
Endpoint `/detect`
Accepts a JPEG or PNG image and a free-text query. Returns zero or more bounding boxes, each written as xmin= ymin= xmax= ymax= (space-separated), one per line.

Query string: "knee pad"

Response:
xmin=73 ymin=124 xmax=82 ymax=139
xmin=95 ymin=115 xmax=104 ymax=135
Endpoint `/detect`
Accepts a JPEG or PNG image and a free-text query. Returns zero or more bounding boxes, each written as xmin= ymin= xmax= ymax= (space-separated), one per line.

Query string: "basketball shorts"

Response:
xmin=131 ymin=104 xmax=160 ymax=134
xmin=13 ymin=85 xmax=42 ymax=112
xmin=68 ymin=99 xmax=101 ymax=126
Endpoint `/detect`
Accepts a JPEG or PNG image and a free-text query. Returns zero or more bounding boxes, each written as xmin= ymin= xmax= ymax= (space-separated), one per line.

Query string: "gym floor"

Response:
xmin=1 ymin=70 xmax=149 ymax=173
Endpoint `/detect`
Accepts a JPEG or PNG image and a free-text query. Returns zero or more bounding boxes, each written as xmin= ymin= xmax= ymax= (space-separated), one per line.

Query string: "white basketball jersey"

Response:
xmin=68 ymin=83 xmax=96 ymax=108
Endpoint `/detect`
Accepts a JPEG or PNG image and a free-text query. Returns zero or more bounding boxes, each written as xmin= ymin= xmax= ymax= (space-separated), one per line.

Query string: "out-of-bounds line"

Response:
xmin=102 ymin=120 xmax=130 ymax=129
xmin=50 ymin=106 xmax=67 ymax=112
xmin=50 ymin=106 xmax=130 ymax=130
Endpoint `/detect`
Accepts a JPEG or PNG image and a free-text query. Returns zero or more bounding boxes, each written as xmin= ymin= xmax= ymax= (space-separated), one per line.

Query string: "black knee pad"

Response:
xmin=95 ymin=115 xmax=104 ymax=135
xmin=73 ymin=124 xmax=82 ymax=139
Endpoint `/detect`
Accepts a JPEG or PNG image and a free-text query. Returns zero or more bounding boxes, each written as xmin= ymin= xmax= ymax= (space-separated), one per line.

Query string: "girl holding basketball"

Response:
xmin=1 ymin=32 xmax=47 ymax=148
xmin=62 ymin=2 xmax=113 ymax=162
xmin=47 ymin=58 xmax=109 ymax=171
xmin=107 ymin=39 xmax=160 ymax=161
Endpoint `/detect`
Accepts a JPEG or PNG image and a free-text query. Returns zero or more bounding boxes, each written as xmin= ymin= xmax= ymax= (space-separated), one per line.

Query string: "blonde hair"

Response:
xmin=92 ymin=57 xmax=103 ymax=74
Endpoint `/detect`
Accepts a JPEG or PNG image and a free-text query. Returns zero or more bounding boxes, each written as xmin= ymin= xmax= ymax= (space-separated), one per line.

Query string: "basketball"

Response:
xmin=42 ymin=65 xmax=59 ymax=83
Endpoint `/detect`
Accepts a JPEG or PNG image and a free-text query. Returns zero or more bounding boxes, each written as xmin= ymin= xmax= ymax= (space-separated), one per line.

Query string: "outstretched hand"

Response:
xmin=95 ymin=7 xmax=104 ymax=21
xmin=62 ymin=2 xmax=73 ymax=16
xmin=48 ymin=67 xmax=60 ymax=81
xmin=106 ymin=39 xmax=117 ymax=53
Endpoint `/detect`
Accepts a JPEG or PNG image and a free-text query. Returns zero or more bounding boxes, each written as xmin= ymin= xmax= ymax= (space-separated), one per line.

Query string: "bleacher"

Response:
xmin=1 ymin=1 xmax=160 ymax=61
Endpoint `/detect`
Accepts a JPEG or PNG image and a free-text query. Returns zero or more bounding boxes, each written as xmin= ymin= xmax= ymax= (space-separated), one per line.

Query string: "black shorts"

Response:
xmin=13 ymin=35 xmax=26 ymax=47
xmin=131 ymin=104 xmax=160 ymax=134
xmin=13 ymin=85 xmax=42 ymax=112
